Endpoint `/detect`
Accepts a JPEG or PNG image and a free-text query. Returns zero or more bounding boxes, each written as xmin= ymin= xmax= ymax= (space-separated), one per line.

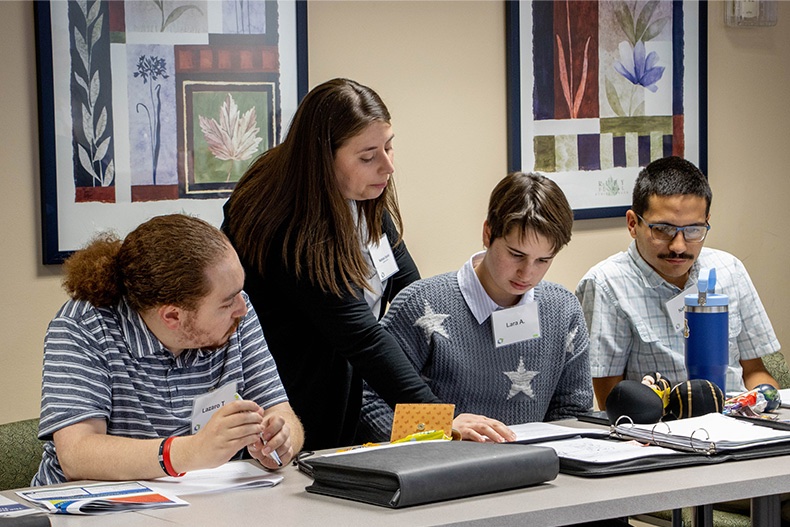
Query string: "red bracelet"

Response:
xmin=160 ymin=436 xmax=185 ymax=477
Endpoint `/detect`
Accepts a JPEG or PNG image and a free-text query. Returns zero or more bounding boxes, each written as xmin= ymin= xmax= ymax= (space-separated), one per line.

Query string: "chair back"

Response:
xmin=762 ymin=351 xmax=790 ymax=389
xmin=0 ymin=418 xmax=43 ymax=490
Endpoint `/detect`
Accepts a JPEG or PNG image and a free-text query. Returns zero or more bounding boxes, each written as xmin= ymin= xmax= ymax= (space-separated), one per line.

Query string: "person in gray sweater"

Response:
xmin=359 ymin=172 xmax=594 ymax=443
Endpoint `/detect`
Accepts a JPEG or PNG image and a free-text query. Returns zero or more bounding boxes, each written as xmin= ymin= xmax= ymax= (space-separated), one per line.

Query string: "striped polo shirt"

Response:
xmin=33 ymin=293 xmax=288 ymax=486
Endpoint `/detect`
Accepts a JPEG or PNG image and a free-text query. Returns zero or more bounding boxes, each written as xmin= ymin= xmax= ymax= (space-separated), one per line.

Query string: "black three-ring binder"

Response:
xmin=558 ymin=413 xmax=790 ymax=477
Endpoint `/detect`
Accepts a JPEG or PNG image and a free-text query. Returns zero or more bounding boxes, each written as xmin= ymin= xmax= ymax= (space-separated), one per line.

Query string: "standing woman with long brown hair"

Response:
xmin=222 ymin=78 xmax=441 ymax=450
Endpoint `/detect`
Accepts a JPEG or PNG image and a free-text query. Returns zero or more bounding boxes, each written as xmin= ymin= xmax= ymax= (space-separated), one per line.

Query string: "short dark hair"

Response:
xmin=632 ymin=156 xmax=712 ymax=217
xmin=486 ymin=172 xmax=573 ymax=253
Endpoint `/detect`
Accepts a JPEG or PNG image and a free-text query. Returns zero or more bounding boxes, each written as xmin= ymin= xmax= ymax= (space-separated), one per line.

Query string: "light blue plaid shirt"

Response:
xmin=576 ymin=241 xmax=780 ymax=392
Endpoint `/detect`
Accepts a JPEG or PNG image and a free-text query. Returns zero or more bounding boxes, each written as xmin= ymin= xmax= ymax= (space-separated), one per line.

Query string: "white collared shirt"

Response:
xmin=350 ymin=202 xmax=387 ymax=317
xmin=457 ymin=251 xmax=534 ymax=325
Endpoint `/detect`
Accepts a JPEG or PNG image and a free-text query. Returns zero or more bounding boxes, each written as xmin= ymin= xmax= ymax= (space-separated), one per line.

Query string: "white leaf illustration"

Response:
xmin=73 ymin=26 xmax=89 ymax=72
xmin=73 ymin=71 xmax=89 ymax=98
xmin=89 ymin=70 xmax=99 ymax=108
xmin=102 ymin=159 xmax=115 ymax=187
xmin=78 ymin=143 xmax=97 ymax=179
xmin=92 ymin=13 xmax=103 ymax=48
xmin=88 ymin=0 xmax=100 ymax=24
xmin=96 ymin=106 xmax=107 ymax=139
xmin=81 ymin=102 xmax=93 ymax=144
xmin=95 ymin=135 xmax=110 ymax=162
xmin=199 ymin=93 xmax=262 ymax=162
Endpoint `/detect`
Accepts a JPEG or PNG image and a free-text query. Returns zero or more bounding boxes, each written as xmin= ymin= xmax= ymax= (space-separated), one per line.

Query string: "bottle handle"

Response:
xmin=697 ymin=268 xmax=716 ymax=306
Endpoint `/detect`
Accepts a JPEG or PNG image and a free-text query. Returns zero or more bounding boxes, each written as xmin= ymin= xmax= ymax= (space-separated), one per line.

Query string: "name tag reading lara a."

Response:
xmin=666 ymin=284 xmax=697 ymax=333
xmin=491 ymin=302 xmax=541 ymax=348
xmin=368 ymin=233 xmax=399 ymax=281
xmin=190 ymin=383 xmax=239 ymax=434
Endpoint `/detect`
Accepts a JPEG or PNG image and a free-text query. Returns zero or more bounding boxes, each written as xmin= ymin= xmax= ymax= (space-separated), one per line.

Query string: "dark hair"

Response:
xmin=62 ymin=214 xmax=231 ymax=311
xmin=224 ymin=78 xmax=400 ymax=297
xmin=486 ymin=172 xmax=573 ymax=253
xmin=632 ymin=156 xmax=712 ymax=217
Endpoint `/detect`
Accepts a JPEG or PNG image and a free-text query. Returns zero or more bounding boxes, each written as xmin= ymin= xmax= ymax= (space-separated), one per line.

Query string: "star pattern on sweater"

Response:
xmin=504 ymin=356 xmax=538 ymax=400
xmin=413 ymin=301 xmax=450 ymax=343
xmin=564 ymin=326 xmax=578 ymax=355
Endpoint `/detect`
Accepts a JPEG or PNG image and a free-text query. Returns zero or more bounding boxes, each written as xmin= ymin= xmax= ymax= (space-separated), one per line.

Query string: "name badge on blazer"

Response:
xmin=368 ymin=233 xmax=399 ymax=281
xmin=491 ymin=302 xmax=541 ymax=347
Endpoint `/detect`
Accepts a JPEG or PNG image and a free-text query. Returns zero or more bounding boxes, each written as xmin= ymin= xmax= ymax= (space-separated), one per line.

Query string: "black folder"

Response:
xmin=304 ymin=441 xmax=559 ymax=508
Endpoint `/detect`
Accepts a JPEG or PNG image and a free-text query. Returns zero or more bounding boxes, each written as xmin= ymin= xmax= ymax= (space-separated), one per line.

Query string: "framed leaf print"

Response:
xmin=35 ymin=0 xmax=308 ymax=263
xmin=506 ymin=0 xmax=708 ymax=219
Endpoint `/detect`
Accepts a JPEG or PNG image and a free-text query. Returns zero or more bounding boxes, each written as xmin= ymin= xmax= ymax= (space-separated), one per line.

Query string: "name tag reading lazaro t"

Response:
xmin=491 ymin=302 xmax=541 ymax=348
xmin=190 ymin=382 xmax=238 ymax=433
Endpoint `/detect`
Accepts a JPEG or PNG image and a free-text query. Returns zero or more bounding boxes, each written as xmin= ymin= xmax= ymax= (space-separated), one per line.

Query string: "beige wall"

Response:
xmin=1 ymin=1 xmax=788 ymax=424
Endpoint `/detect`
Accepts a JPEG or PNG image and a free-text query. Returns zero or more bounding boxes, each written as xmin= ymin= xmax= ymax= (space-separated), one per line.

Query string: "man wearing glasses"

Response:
xmin=576 ymin=156 xmax=779 ymax=409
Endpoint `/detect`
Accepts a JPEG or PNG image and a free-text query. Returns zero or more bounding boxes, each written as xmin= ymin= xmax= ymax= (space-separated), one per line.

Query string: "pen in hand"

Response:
xmin=261 ymin=434 xmax=283 ymax=467
xmin=234 ymin=393 xmax=283 ymax=467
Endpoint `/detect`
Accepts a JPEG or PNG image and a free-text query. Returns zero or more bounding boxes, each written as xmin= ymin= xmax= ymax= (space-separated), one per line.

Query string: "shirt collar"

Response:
xmin=350 ymin=201 xmax=385 ymax=315
xmin=116 ymin=297 xmax=170 ymax=359
xmin=627 ymin=240 xmax=700 ymax=291
xmin=457 ymin=251 xmax=534 ymax=325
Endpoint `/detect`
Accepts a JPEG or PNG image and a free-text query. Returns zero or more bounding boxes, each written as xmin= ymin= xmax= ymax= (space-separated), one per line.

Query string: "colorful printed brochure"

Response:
xmin=17 ymin=481 xmax=187 ymax=515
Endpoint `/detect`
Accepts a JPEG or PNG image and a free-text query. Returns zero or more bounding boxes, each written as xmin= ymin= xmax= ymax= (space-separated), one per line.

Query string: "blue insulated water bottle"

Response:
xmin=684 ymin=268 xmax=729 ymax=393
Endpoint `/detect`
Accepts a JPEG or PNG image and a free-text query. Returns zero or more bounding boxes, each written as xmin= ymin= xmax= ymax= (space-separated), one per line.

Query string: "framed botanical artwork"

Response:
xmin=506 ymin=0 xmax=708 ymax=219
xmin=35 ymin=0 xmax=308 ymax=264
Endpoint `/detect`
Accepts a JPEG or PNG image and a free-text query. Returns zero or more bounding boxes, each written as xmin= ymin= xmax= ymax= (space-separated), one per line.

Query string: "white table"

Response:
xmin=5 ymin=417 xmax=789 ymax=526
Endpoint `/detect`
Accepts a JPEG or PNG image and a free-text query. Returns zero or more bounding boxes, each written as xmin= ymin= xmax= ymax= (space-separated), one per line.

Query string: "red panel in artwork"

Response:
xmin=239 ymin=50 xmax=254 ymax=71
xmin=75 ymin=186 xmax=115 ymax=204
xmin=553 ymin=0 xmax=600 ymax=120
xmin=199 ymin=49 xmax=214 ymax=70
xmin=673 ymin=114 xmax=685 ymax=157
xmin=176 ymin=49 xmax=195 ymax=70
xmin=218 ymin=50 xmax=233 ymax=70
xmin=261 ymin=48 xmax=278 ymax=71
xmin=131 ymin=185 xmax=179 ymax=203
xmin=174 ymin=47 xmax=280 ymax=74
xmin=108 ymin=1 xmax=125 ymax=33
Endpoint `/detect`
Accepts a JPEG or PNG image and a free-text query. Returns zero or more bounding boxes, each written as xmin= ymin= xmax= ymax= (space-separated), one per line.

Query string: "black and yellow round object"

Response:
xmin=666 ymin=379 xmax=724 ymax=420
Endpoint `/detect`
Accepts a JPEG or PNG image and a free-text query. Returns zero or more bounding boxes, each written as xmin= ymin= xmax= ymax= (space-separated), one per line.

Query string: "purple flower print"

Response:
xmin=614 ymin=40 xmax=665 ymax=93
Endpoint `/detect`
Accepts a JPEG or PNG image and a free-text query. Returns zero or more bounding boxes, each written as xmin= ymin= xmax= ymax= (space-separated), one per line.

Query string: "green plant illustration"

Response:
xmin=152 ymin=0 xmax=203 ymax=32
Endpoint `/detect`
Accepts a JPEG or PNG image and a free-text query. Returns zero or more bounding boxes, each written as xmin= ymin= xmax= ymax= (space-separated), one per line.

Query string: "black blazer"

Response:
xmin=225 ymin=208 xmax=439 ymax=451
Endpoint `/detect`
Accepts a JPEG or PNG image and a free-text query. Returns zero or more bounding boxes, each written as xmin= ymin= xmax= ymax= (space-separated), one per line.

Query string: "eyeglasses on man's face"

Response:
xmin=636 ymin=214 xmax=710 ymax=243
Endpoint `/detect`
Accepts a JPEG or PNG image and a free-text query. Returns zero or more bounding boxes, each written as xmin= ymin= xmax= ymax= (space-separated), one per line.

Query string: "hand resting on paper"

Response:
xmin=53 ymin=399 xmax=265 ymax=482
xmin=452 ymin=413 xmax=516 ymax=443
